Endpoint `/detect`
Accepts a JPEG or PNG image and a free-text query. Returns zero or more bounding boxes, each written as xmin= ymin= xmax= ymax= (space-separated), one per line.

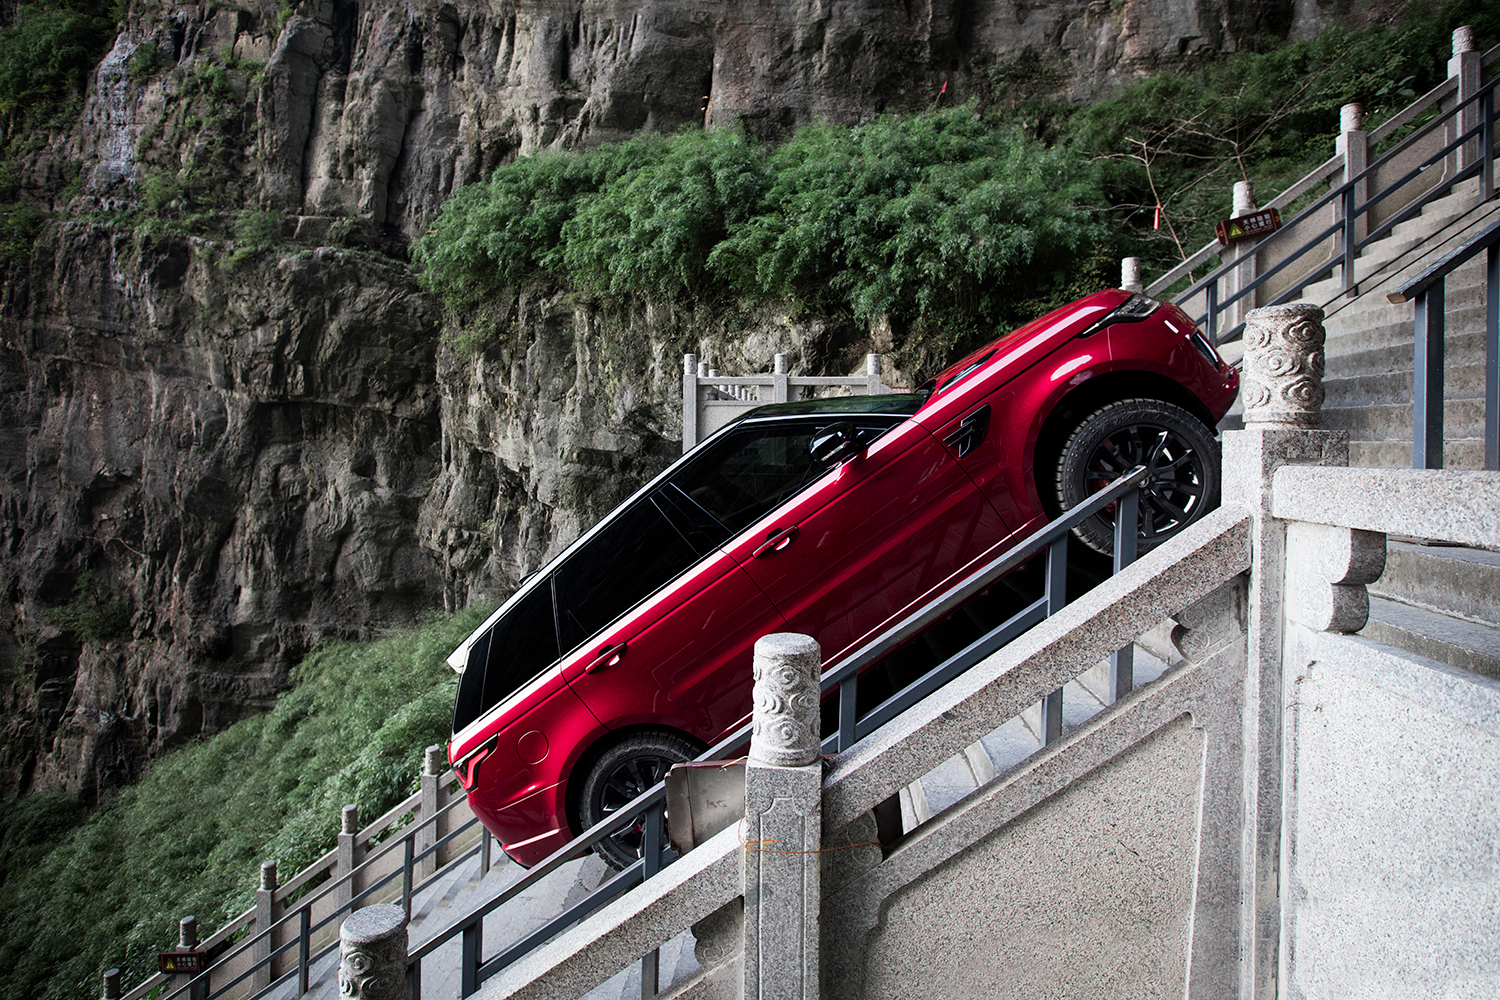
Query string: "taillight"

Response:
xmin=453 ymin=735 xmax=498 ymax=792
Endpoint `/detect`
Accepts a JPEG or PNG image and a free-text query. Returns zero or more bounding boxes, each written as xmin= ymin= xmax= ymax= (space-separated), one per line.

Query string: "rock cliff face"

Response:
xmin=2 ymin=0 xmax=1320 ymax=798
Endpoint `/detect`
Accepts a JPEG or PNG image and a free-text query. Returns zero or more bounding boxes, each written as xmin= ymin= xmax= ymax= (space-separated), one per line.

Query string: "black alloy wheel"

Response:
xmin=1055 ymin=398 xmax=1220 ymax=555
xmin=580 ymin=730 xmax=701 ymax=870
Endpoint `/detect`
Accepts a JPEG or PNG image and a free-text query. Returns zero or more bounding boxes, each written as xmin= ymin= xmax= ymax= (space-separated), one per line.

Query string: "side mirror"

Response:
xmin=809 ymin=422 xmax=861 ymax=465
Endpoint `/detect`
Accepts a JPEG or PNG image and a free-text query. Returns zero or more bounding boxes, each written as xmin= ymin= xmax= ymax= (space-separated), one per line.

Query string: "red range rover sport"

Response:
xmin=448 ymin=289 xmax=1239 ymax=868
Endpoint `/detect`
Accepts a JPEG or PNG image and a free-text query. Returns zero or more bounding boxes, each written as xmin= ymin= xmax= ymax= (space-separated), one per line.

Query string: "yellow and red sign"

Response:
xmin=1215 ymin=207 xmax=1282 ymax=246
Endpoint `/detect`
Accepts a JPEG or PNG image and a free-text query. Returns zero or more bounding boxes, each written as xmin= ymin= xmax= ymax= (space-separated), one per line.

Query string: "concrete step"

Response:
xmin=1324 ymin=363 xmax=1488 ymax=408
xmin=1325 ymin=328 xmax=1492 ymax=378
xmin=1369 ymin=540 xmax=1500 ymax=628
xmin=1300 ymin=196 xmax=1500 ymax=313
xmin=1362 ymin=596 xmax=1500 ymax=681
xmin=1324 ymin=297 xmax=1487 ymax=357
xmin=1321 ymin=397 xmax=1486 ymax=440
xmin=1349 ymin=439 xmax=1488 ymax=470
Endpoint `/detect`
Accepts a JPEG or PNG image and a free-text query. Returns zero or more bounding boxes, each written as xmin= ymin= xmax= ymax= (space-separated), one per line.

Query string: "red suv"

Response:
xmin=448 ymin=289 xmax=1238 ymax=868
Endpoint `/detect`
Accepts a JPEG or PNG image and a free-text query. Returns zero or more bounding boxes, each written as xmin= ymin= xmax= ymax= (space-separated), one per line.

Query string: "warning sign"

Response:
xmin=1215 ymin=207 xmax=1282 ymax=246
xmin=158 ymin=951 xmax=206 ymax=975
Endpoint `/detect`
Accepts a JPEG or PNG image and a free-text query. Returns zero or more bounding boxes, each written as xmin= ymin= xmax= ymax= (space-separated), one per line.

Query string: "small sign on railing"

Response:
xmin=158 ymin=951 xmax=205 ymax=975
xmin=1215 ymin=208 xmax=1282 ymax=246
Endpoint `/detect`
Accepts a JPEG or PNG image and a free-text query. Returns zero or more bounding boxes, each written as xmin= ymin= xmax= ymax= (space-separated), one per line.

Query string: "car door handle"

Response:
xmin=752 ymin=525 xmax=799 ymax=558
xmin=585 ymin=642 xmax=627 ymax=673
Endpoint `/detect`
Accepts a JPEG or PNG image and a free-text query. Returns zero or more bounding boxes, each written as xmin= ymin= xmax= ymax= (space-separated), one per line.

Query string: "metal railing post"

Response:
xmin=298 ymin=908 xmax=312 ymax=995
xmin=1041 ymin=536 xmax=1067 ymax=745
xmin=1342 ymin=185 xmax=1358 ymax=295
xmin=1414 ymin=282 xmax=1446 ymax=469
xmin=1481 ymin=88 xmax=1495 ymax=203
xmin=1205 ymin=282 xmax=1219 ymax=345
xmin=403 ymin=837 xmax=415 ymax=919
xmin=837 ymin=672 xmax=858 ymax=752
xmin=639 ymin=806 xmax=663 ymax=998
xmin=1109 ymin=489 xmax=1140 ymax=701
xmin=461 ymin=921 xmax=482 ymax=998
xmin=1487 ymin=243 xmax=1498 ymax=471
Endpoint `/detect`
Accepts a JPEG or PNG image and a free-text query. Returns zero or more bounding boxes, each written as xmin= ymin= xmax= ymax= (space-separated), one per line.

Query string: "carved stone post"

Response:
xmin=338 ymin=903 xmax=409 ymax=1000
xmin=742 ymin=633 xmax=822 ymax=1000
xmin=337 ymin=804 xmax=361 ymax=910
xmin=1225 ymin=181 xmax=1260 ymax=332
xmin=1338 ymin=103 xmax=1368 ymax=248
xmin=1120 ymin=256 xmax=1144 ymax=293
xmin=172 ymin=915 xmax=203 ymax=1000
xmin=683 ymin=353 xmax=700 ymax=451
xmin=1221 ymin=302 xmax=1348 ymax=1000
xmin=254 ymin=860 xmax=278 ymax=988
xmin=1240 ymin=303 xmax=1327 ymax=428
xmin=100 ymin=968 xmax=121 ymax=1000
xmin=419 ymin=745 xmax=444 ymax=878
xmin=1448 ymin=26 xmax=1480 ymax=180
xmin=773 ymin=353 xmax=789 ymax=403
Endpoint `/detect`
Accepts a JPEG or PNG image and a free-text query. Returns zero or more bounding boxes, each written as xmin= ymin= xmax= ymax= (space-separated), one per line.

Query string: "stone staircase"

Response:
xmin=1214 ymin=179 xmax=1500 ymax=693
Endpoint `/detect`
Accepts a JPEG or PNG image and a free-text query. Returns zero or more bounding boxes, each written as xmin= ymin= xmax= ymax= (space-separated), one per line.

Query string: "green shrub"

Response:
xmin=125 ymin=40 xmax=161 ymax=83
xmin=1053 ymin=0 xmax=1500 ymax=274
xmin=416 ymin=107 xmax=1107 ymax=351
xmin=0 ymin=2 xmax=116 ymax=124
xmin=41 ymin=570 xmax=130 ymax=642
xmin=0 ymin=607 xmax=485 ymax=1000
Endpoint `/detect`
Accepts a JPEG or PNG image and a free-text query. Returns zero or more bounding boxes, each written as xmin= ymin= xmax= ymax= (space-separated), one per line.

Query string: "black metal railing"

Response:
xmin=1387 ymin=218 xmax=1500 ymax=469
xmin=159 ymin=795 xmax=488 ymax=1000
xmin=407 ymin=464 xmax=1152 ymax=999
xmin=1178 ymin=72 xmax=1498 ymax=346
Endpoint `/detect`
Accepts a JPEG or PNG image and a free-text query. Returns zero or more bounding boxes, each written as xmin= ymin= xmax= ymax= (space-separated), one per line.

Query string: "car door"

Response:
xmin=692 ymin=415 xmax=1014 ymax=672
xmin=556 ymin=485 xmax=786 ymax=743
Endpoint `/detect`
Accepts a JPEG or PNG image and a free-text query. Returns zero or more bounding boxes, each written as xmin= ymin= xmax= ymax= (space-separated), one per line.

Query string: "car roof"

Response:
xmin=733 ymin=392 xmax=927 ymax=421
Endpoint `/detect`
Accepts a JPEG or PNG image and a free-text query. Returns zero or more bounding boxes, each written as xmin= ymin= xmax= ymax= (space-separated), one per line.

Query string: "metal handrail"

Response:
xmin=140 ymin=785 xmax=484 ymax=1000
xmin=1385 ymin=217 xmax=1500 ymax=470
xmin=1174 ymin=71 xmax=1500 ymax=344
xmin=1145 ymin=40 xmax=1500 ymax=303
xmin=407 ymin=464 xmax=1152 ymax=998
xmin=1389 ymin=217 xmax=1500 ymax=303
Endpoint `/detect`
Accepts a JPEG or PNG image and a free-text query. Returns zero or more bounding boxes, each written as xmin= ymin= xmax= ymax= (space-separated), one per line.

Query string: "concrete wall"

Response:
xmin=819 ymin=579 xmax=1248 ymax=1000
xmin=1280 ymin=626 xmax=1500 ymax=998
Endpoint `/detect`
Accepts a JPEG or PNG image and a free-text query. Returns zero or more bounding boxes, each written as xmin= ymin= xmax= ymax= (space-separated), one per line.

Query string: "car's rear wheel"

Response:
xmin=1055 ymin=399 xmax=1219 ymax=555
xmin=580 ymin=730 xmax=702 ymax=870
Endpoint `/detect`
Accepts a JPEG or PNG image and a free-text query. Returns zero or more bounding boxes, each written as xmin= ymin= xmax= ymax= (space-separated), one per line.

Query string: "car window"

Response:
xmin=670 ymin=418 xmax=902 ymax=538
xmin=555 ymin=498 xmax=702 ymax=654
xmin=452 ymin=582 xmax=561 ymax=732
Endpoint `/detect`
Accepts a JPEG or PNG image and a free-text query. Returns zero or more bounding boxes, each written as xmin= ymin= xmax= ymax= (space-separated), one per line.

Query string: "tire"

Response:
xmin=579 ymin=730 xmax=702 ymax=870
xmin=1055 ymin=399 xmax=1220 ymax=556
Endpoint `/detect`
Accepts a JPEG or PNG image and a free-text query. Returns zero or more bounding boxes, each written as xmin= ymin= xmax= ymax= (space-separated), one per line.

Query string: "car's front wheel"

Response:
xmin=579 ymin=730 xmax=702 ymax=870
xmin=1055 ymin=399 xmax=1220 ymax=555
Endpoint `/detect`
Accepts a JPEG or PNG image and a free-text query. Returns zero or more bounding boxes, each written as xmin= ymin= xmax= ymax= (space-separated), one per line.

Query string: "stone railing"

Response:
xmin=465 ymin=299 xmax=1500 ymax=1000
xmin=1149 ymin=29 xmax=1500 ymax=344
xmin=105 ymin=746 xmax=486 ymax=1000
xmin=681 ymin=352 xmax=887 ymax=450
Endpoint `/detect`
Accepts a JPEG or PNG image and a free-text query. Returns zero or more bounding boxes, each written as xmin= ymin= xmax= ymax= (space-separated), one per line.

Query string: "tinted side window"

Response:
xmin=671 ymin=419 xmax=902 ymax=537
xmin=452 ymin=582 xmax=561 ymax=733
xmin=555 ymin=499 xmax=701 ymax=654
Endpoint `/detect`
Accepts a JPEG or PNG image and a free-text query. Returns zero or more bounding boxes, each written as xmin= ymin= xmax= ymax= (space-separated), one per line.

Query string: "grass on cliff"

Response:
xmin=0 ymin=607 xmax=484 ymax=1000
